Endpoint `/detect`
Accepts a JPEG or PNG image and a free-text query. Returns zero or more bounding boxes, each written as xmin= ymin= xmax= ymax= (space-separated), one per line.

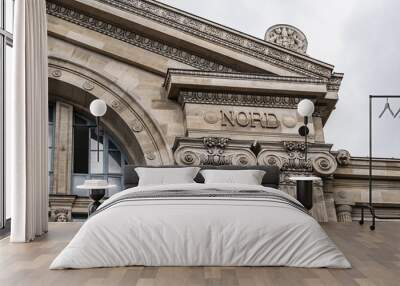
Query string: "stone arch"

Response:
xmin=48 ymin=56 xmax=173 ymax=165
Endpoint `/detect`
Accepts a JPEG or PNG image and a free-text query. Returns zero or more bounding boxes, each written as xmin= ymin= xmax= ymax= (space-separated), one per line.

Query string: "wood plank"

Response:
xmin=0 ymin=222 xmax=399 ymax=286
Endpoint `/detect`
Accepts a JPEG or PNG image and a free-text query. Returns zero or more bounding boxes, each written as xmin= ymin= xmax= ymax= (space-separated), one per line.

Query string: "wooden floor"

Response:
xmin=0 ymin=222 xmax=399 ymax=286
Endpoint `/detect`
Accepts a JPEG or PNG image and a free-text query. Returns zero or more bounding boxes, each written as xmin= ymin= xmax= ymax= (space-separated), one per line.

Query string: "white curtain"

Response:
xmin=7 ymin=0 xmax=48 ymax=242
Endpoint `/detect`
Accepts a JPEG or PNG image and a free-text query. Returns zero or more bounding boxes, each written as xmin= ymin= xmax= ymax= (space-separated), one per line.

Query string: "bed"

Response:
xmin=50 ymin=165 xmax=351 ymax=269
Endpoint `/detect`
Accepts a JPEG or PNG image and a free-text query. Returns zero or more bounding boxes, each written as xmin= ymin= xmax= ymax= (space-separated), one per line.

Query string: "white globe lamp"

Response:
xmin=90 ymin=99 xmax=107 ymax=117
xmin=90 ymin=99 xmax=107 ymax=162
xmin=297 ymin=99 xmax=314 ymax=117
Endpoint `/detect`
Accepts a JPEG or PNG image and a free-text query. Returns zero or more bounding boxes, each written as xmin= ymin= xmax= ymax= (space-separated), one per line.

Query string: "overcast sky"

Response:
xmin=160 ymin=0 xmax=400 ymax=158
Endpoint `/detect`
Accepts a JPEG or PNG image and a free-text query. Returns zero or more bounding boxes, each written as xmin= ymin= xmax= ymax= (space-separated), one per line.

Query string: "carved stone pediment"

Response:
xmin=173 ymin=137 xmax=256 ymax=166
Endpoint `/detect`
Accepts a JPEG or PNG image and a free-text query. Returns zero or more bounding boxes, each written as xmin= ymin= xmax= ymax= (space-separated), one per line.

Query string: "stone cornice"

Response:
xmin=164 ymin=69 xmax=330 ymax=90
xmin=165 ymin=70 xmax=335 ymax=105
xmin=46 ymin=1 xmax=235 ymax=73
xmin=178 ymin=91 xmax=302 ymax=110
xmin=94 ymin=0 xmax=335 ymax=78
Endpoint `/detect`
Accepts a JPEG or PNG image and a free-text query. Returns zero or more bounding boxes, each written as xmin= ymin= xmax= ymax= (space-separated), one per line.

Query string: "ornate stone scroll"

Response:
xmin=257 ymin=141 xmax=338 ymax=177
xmin=265 ymin=24 xmax=308 ymax=54
xmin=173 ymin=137 xmax=256 ymax=166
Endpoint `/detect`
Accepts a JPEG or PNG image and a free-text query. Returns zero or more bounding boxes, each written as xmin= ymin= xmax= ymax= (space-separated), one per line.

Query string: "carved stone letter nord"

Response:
xmin=220 ymin=110 xmax=280 ymax=129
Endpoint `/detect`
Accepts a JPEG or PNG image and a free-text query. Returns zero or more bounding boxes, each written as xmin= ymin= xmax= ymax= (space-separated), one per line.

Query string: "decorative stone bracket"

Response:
xmin=173 ymin=137 xmax=256 ymax=166
xmin=49 ymin=195 xmax=77 ymax=222
xmin=257 ymin=141 xmax=337 ymax=178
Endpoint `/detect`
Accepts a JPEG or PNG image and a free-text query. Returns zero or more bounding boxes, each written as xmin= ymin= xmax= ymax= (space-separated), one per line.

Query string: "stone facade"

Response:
xmin=46 ymin=0 xmax=400 ymax=222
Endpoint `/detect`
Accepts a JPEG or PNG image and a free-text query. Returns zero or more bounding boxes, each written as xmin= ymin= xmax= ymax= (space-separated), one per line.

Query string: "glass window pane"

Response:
xmin=90 ymin=151 xmax=104 ymax=174
xmin=74 ymin=113 xmax=87 ymax=125
xmin=48 ymin=173 xmax=54 ymax=194
xmin=73 ymin=126 xmax=89 ymax=173
xmin=90 ymin=128 xmax=104 ymax=150
xmin=108 ymin=139 xmax=118 ymax=150
xmin=49 ymin=105 xmax=54 ymax=123
xmin=48 ymin=125 xmax=54 ymax=147
xmin=108 ymin=151 xmax=121 ymax=173
xmin=5 ymin=0 xmax=14 ymax=33
xmin=5 ymin=44 xmax=13 ymax=104
xmin=48 ymin=149 xmax=53 ymax=171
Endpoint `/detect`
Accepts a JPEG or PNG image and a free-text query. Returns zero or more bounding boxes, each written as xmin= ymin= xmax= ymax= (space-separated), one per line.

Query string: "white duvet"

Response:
xmin=50 ymin=183 xmax=351 ymax=269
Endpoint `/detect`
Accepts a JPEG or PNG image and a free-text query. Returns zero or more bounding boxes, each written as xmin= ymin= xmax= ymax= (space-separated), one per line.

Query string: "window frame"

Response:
xmin=47 ymin=110 xmax=126 ymax=198
xmin=1 ymin=0 xmax=14 ymax=230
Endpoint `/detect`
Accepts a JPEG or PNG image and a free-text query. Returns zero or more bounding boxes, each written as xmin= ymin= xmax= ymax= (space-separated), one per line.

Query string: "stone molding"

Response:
xmin=179 ymin=91 xmax=302 ymax=110
xmin=173 ymin=137 xmax=257 ymax=166
xmin=94 ymin=0 xmax=334 ymax=78
xmin=46 ymin=1 xmax=234 ymax=73
xmin=164 ymin=69 xmax=329 ymax=89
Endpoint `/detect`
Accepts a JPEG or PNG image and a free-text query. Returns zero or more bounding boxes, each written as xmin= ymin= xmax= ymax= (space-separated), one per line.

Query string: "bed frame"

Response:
xmin=123 ymin=165 xmax=281 ymax=190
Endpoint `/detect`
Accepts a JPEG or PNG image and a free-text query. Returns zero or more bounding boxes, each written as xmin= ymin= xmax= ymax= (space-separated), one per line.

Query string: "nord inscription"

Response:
xmin=220 ymin=110 xmax=279 ymax=129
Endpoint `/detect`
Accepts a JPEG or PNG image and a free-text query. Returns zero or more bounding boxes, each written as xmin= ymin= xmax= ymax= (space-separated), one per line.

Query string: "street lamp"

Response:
xmin=297 ymin=99 xmax=314 ymax=161
xmin=290 ymin=99 xmax=317 ymax=211
xmin=90 ymin=99 xmax=107 ymax=162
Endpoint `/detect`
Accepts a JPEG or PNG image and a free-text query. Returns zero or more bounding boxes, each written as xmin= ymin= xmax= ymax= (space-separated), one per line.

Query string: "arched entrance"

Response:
xmin=48 ymin=56 xmax=172 ymax=165
xmin=47 ymin=57 xmax=173 ymax=221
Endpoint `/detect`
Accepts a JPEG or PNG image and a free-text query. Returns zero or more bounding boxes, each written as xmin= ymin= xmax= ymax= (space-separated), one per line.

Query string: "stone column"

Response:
xmin=336 ymin=204 xmax=353 ymax=223
xmin=52 ymin=101 xmax=73 ymax=195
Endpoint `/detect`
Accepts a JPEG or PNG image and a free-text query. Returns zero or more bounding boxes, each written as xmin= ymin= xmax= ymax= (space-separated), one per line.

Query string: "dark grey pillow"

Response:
xmin=123 ymin=165 xmax=280 ymax=189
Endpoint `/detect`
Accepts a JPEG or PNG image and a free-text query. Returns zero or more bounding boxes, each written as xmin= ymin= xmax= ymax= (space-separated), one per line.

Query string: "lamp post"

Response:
xmin=289 ymin=99 xmax=317 ymax=211
xmin=89 ymin=99 xmax=107 ymax=162
xmin=297 ymin=99 xmax=314 ymax=162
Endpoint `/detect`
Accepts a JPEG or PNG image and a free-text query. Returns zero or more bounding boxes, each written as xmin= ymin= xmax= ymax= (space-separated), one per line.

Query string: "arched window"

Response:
xmin=48 ymin=106 xmax=127 ymax=197
xmin=72 ymin=112 xmax=127 ymax=197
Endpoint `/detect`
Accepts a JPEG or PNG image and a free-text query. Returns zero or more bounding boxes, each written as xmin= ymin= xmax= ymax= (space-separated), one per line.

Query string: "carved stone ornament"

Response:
xmin=336 ymin=149 xmax=351 ymax=166
xmin=265 ymin=24 xmax=308 ymax=54
xmin=201 ymin=137 xmax=231 ymax=166
xmin=146 ymin=152 xmax=156 ymax=160
xmin=82 ymin=80 xmax=94 ymax=91
xmin=263 ymin=153 xmax=284 ymax=169
xmin=203 ymin=111 xmax=219 ymax=124
xmin=282 ymin=115 xmax=297 ymax=128
xmin=51 ymin=69 xmax=62 ymax=78
xmin=50 ymin=208 xmax=70 ymax=222
xmin=179 ymin=91 xmax=300 ymax=109
xmin=180 ymin=150 xmax=201 ymax=166
xmin=131 ymin=118 xmax=144 ymax=132
xmin=312 ymin=153 xmax=337 ymax=177
xmin=282 ymin=141 xmax=312 ymax=172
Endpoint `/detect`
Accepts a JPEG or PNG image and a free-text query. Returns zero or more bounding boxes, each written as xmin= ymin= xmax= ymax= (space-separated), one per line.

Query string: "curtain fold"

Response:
xmin=7 ymin=0 xmax=48 ymax=242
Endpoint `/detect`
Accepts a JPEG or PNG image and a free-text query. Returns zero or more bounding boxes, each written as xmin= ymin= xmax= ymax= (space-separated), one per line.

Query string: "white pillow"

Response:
xmin=135 ymin=167 xmax=200 ymax=186
xmin=200 ymin=169 xmax=266 ymax=185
